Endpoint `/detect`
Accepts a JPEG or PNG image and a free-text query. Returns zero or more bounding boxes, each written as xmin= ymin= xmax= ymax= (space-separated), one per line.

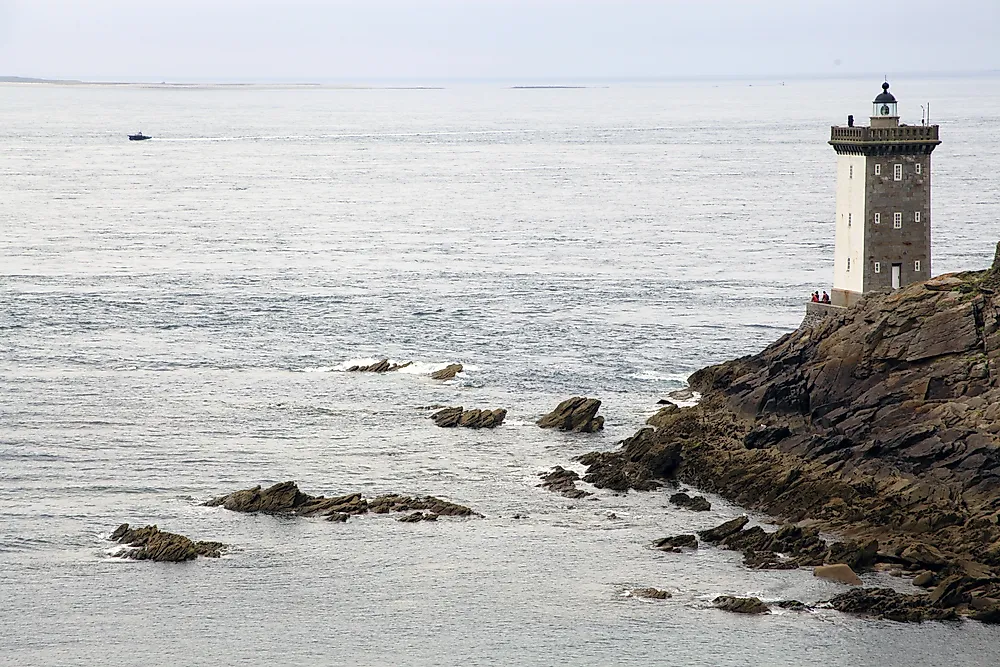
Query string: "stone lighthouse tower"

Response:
xmin=828 ymin=82 xmax=941 ymax=307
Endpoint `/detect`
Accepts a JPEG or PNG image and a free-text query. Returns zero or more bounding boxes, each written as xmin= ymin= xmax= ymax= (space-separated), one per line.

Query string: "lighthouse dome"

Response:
xmin=874 ymin=82 xmax=897 ymax=104
xmin=872 ymin=82 xmax=898 ymax=119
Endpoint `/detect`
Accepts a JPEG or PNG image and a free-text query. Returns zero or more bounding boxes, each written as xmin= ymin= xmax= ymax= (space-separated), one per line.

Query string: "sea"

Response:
xmin=2 ymin=75 xmax=1000 ymax=666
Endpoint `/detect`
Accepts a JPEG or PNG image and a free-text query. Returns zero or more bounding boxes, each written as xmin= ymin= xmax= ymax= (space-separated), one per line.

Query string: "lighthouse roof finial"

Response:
xmin=874 ymin=81 xmax=897 ymax=104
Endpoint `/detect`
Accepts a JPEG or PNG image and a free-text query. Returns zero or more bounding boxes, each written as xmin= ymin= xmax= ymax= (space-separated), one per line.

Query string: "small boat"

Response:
xmin=128 ymin=132 xmax=152 ymax=141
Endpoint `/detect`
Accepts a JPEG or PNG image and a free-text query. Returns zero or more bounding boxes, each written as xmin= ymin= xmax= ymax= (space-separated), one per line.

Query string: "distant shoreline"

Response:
xmin=3 ymin=70 xmax=999 ymax=89
xmin=0 ymin=76 xmax=445 ymax=90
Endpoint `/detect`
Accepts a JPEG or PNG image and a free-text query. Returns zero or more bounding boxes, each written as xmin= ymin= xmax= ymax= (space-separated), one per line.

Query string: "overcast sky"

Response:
xmin=1 ymin=0 xmax=997 ymax=82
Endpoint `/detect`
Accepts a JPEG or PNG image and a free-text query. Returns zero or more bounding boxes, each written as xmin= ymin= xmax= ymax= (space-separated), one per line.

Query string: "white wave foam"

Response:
xmin=299 ymin=366 xmax=336 ymax=373
xmin=662 ymin=391 xmax=701 ymax=408
xmin=333 ymin=357 xmax=476 ymax=376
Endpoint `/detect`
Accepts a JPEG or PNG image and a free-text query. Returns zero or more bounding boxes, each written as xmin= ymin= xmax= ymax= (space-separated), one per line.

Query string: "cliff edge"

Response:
xmin=587 ymin=247 xmax=1000 ymax=575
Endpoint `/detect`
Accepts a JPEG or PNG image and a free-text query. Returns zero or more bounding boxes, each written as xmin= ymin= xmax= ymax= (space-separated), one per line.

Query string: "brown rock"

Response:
xmin=631 ymin=587 xmax=672 ymax=600
xmin=912 ymin=571 xmax=936 ymax=587
xmin=206 ymin=482 xmax=482 ymax=519
xmin=698 ymin=516 xmax=749 ymax=543
xmin=347 ymin=359 xmax=412 ymax=373
xmin=827 ymin=587 xmax=957 ymax=622
xmin=654 ymin=534 xmax=698 ymax=552
xmin=432 ymin=406 xmax=507 ymax=429
xmin=814 ymin=563 xmax=863 ymax=586
xmin=669 ymin=492 xmax=712 ymax=511
xmin=110 ymin=523 xmax=225 ymax=562
xmin=538 ymin=466 xmax=592 ymax=499
xmin=430 ymin=364 xmax=463 ymax=380
xmin=713 ymin=595 xmax=769 ymax=614
xmin=928 ymin=575 xmax=975 ymax=608
xmin=537 ymin=397 xmax=604 ymax=433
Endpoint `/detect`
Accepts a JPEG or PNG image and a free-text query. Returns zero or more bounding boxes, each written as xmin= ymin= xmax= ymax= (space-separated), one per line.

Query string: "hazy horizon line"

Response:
xmin=3 ymin=69 xmax=999 ymax=88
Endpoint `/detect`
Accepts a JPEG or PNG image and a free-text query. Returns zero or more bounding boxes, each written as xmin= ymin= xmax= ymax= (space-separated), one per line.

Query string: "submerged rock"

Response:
xmin=398 ymin=511 xmax=438 ymax=523
xmin=537 ymin=397 xmax=604 ymax=433
xmin=631 ymin=587 xmax=672 ymax=600
xmin=347 ymin=359 xmax=412 ymax=373
xmin=713 ymin=595 xmax=770 ymax=614
xmin=669 ymin=492 xmax=711 ymax=512
xmin=430 ymin=364 xmax=463 ymax=380
xmin=205 ymin=481 xmax=481 ymax=520
xmin=654 ymin=534 xmax=698 ymax=552
xmin=431 ymin=406 xmax=507 ymax=429
xmin=538 ymin=466 xmax=592 ymax=499
xmin=110 ymin=523 xmax=224 ymax=562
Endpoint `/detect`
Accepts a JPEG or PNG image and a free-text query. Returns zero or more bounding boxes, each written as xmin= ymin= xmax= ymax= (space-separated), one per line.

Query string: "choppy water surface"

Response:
xmin=3 ymin=77 xmax=1000 ymax=666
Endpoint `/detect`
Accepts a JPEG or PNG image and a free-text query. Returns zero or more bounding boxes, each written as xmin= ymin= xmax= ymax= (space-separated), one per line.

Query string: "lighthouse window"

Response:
xmin=850 ymin=165 xmax=854 ymax=179
xmin=893 ymin=212 xmax=902 ymax=228
xmin=914 ymin=260 xmax=921 ymax=271
xmin=875 ymin=164 xmax=882 ymax=176
xmin=848 ymin=213 xmax=852 ymax=226
xmin=914 ymin=211 xmax=921 ymax=223
xmin=915 ymin=163 xmax=922 ymax=175
xmin=875 ymin=262 xmax=881 ymax=273
xmin=894 ymin=164 xmax=903 ymax=181
xmin=874 ymin=213 xmax=881 ymax=224
xmin=847 ymin=258 xmax=851 ymax=271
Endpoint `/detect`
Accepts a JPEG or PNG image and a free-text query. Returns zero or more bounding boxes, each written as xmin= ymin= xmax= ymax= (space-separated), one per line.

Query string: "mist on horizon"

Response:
xmin=0 ymin=0 xmax=998 ymax=83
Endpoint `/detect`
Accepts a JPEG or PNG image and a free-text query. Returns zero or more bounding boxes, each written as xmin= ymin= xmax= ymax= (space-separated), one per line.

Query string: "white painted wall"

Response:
xmin=833 ymin=153 xmax=867 ymax=295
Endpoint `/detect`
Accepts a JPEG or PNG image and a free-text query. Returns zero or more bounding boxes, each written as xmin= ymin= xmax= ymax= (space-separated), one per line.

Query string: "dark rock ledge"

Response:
xmin=538 ymin=397 xmax=604 ymax=433
xmin=204 ymin=481 xmax=482 ymax=521
xmin=538 ymin=466 xmax=593 ymax=499
xmin=568 ymin=255 xmax=1000 ymax=621
xmin=110 ymin=524 xmax=225 ymax=562
xmin=347 ymin=359 xmax=412 ymax=373
xmin=431 ymin=406 xmax=507 ymax=428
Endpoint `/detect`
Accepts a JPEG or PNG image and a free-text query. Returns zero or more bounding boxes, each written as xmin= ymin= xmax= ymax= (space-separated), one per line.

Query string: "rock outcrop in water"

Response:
xmin=538 ymin=466 xmax=593 ymax=499
xmin=346 ymin=359 xmax=413 ymax=373
xmin=205 ymin=481 xmax=482 ymax=521
xmin=431 ymin=406 xmax=507 ymax=428
xmin=537 ymin=397 xmax=605 ymax=433
xmin=110 ymin=524 xmax=225 ymax=562
xmin=430 ymin=364 xmax=463 ymax=380
xmin=567 ymin=254 xmax=1000 ymax=621
xmin=713 ymin=595 xmax=770 ymax=614
xmin=669 ymin=492 xmax=711 ymax=511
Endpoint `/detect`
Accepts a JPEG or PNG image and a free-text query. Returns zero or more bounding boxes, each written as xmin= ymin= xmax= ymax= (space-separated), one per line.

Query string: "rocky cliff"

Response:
xmin=582 ymin=253 xmax=1000 ymax=593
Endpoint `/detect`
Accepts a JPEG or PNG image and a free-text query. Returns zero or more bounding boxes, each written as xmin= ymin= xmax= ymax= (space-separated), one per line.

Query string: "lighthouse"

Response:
xmin=827 ymin=82 xmax=941 ymax=307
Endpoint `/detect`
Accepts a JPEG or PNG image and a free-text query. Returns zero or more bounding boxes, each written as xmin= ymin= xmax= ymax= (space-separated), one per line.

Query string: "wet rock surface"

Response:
xmin=538 ymin=466 xmax=593 ymax=499
xmin=630 ymin=587 xmax=672 ymax=600
xmin=110 ymin=524 xmax=225 ymax=562
xmin=576 ymin=428 xmax=680 ymax=492
xmin=431 ymin=406 xmax=507 ymax=429
xmin=554 ymin=265 xmax=1000 ymax=620
xmin=430 ymin=363 xmax=463 ymax=380
xmin=713 ymin=595 xmax=770 ymax=614
xmin=346 ymin=359 xmax=412 ymax=373
xmin=537 ymin=397 xmax=605 ymax=433
xmin=205 ymin=481 xmax=482 ymax=520
xmin=669 ymin=492 xmax=711 ymax=511
xmin=653 ymin=534 xmax=698 ymax=552
xmin=826 ymin=587 xmax=959 ymax=622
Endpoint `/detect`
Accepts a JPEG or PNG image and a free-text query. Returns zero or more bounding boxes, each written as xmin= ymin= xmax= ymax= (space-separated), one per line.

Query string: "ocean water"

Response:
xmin=2 ymin=76 xmax=1000 ymax=666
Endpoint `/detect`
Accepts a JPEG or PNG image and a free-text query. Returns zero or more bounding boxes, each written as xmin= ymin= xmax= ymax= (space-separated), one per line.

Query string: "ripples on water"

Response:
xmin=2 ymin=77 xmax=1000 ymax=665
